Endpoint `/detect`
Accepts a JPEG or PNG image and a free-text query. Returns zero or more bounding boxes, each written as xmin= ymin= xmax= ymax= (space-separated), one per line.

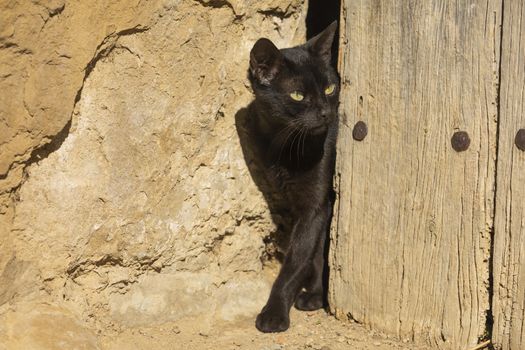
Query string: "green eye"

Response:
xmin=324 ymin=84 xmax=336 ymax=95
xmin=290 ymin=91 xmax=304 ymax=101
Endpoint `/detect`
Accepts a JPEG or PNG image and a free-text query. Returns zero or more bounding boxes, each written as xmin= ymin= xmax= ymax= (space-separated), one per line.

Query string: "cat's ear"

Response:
xmin=250 ymin=38 xmax=283 ymax=85
xmin=305 ymin=21 xmax=338 ymax=65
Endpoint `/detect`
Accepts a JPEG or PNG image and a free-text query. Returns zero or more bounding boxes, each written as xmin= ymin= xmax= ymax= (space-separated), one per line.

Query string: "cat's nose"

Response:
xmin=319 ymin=108 xmax=330 ymax=119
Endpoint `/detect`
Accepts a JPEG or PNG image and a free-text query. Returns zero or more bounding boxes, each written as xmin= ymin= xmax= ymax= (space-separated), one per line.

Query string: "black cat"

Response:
xmin=247 ymin=21 xmax=339 ymax=333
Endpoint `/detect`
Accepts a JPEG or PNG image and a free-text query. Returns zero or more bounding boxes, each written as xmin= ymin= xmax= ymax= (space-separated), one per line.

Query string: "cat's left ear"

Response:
xmin=250 ymin=38 xmax=283 ymax=86
xmin=305 ymin=20 xmax=338 ymax=65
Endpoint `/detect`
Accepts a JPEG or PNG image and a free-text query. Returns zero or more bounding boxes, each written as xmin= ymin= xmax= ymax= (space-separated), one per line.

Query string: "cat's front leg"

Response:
xmin=256 ymin=205 xmax=329 ymax=333
xmin=295 ymin=201 xmax=332 ymax=311
xmin=294 ymin=230 xmax=326 ymax=311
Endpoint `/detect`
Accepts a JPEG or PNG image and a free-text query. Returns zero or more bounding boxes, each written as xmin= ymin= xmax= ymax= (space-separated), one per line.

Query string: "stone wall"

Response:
xmin=0 ymin=0 xmax=307 ymax=346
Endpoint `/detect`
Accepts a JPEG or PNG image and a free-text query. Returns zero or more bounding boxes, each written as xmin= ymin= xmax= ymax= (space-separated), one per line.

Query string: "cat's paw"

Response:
xmin=294 ymin=291 xmax=324 ymax=311
xmin=255 ymin=304 xmax=290 ymax=333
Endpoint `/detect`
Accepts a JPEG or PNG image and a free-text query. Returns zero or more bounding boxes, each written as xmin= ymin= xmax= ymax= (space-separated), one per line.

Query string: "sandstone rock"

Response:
xmin=108 ymin=272 xmax=269 ymax=325
xmin=0 ymin=302 xmax=99 ymax=350
xmin=0 ymin=0 xmax=307 ymax=336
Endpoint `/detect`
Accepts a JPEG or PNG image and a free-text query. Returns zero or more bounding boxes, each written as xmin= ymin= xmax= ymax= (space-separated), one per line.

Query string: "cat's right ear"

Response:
xmin=250 ymin=38 xmax=283 ymax=86
xmin=305 ymin=21 xmax=337 ymax=65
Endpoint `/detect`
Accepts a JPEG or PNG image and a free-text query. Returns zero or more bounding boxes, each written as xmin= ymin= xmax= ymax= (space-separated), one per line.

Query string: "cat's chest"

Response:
xmin=269 ymin=165 xmax=296 ymax=189
xmin=268 ymin=162 xmax=325 ymax=206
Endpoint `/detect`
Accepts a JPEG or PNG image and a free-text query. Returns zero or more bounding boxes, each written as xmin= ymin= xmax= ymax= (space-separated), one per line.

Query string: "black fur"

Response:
xmin=247 ymin=22 xmax=339 ymax=333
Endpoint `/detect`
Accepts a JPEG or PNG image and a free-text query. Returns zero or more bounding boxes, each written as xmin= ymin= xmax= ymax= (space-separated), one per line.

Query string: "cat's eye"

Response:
xmin=290 ymin=91 xmax=304 ymax=101
xmin=324 ymin=84 xmax=336 ymax=95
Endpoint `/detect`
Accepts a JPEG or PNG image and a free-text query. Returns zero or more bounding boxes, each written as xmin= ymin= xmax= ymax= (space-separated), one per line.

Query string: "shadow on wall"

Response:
xmin=235 ymin=105 xmax=293 ymax=263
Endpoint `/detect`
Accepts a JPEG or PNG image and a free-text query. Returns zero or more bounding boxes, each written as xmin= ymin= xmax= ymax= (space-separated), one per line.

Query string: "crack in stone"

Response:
xmin=4 ymin=25 xmax=151 ymax=197
xmin=257 ymin=6 xmax=295 ymax=19
xmin=48 ymin=3 xmax=65 ymax=17
xmin=80 ymin=25 xmax=150 ymax=103
xmin=192 ymin=0 xmax=243 ymax=20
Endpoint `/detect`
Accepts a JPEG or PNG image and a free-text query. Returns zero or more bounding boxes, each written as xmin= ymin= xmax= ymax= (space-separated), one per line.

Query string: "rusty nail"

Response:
xmin=451 ymin=131 xmax=470 ymax=152
xmin=515 ymin=129 xmax=525 ymax=151
xmin=352 ymin=121 xmax=368 ymax=141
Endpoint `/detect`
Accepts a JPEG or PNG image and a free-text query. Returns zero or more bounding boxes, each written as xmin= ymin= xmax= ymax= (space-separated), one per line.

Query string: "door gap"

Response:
xmin=305 ymin=0 xmax=341 ymax=308
xmin=485 ymin=0 xmax=506 ymax=346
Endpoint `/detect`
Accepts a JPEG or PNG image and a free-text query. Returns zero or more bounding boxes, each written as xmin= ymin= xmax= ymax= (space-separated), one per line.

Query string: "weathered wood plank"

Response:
xmin=330 ymin=1 xmax=501 ymax=348
xmin=492 ymin=1 xmax=525 ymax=349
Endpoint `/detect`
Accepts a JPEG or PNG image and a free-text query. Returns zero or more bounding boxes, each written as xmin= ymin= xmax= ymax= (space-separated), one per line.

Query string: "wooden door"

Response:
xmin=491 ymin=1 xmax=525 ymax=349
xmin=330 ymin=1 xmax=501 ymax=348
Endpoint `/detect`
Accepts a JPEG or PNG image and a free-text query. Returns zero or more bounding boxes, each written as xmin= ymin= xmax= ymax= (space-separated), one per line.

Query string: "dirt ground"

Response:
xmin=100 ymin=308 xmax=431 ymax=350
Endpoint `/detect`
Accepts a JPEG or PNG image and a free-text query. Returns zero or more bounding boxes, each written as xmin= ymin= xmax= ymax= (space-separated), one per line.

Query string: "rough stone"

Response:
xmin=0 ymin=301 xmax=100 ymax=350
xmin=0 ymin=0 xmax=307 ymax=344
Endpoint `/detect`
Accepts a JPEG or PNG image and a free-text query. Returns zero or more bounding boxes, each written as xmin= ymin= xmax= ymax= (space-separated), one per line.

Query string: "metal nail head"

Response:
xmin=352 ymin=121 xmax=368 ymax=141
xmin=515 ymin=129 xmax=525 ymax=151
xmin=451 ymin=131 xmax=470 ymax=152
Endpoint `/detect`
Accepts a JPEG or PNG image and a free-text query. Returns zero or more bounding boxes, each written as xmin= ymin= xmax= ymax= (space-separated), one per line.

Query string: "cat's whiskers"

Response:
xmin=279 ymin=127 xmax=300 ymax=163
xmin=274 ymin=122 xmax=301 ymax=164
xmin=300 ymin=126 xmax=308 ymax=158
xmin=272 ymin=123 xmax=296 ymax=146
xmin=296 ymin=126 xmax=306 ymax=160
xmin=289 ymin=126 xmax=303 ymax=161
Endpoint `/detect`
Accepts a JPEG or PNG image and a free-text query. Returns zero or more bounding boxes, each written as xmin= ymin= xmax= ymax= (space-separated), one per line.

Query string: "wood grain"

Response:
xmin=330 ymin=1 xmax=501 ymax=348
xmin=491 ymin=1 xmax=525 ymax=349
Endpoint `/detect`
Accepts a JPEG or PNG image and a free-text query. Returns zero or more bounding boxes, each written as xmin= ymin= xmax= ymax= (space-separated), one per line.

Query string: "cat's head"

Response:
xmin=249 ymin=21 xmax=339 ymax=135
